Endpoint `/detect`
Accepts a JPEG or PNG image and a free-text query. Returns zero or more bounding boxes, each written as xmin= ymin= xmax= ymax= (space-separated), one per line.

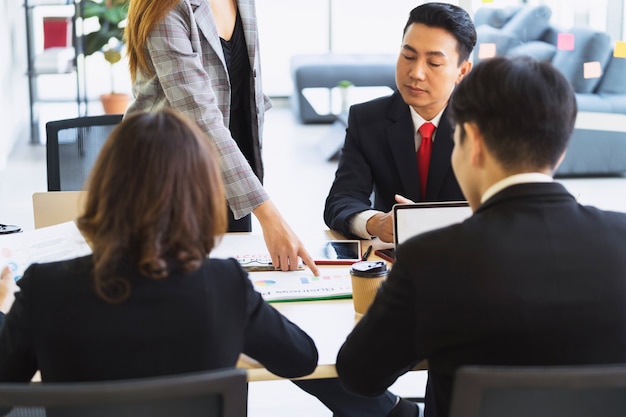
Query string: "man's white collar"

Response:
xmin=481 ymin=173 xmax=553 ymax=204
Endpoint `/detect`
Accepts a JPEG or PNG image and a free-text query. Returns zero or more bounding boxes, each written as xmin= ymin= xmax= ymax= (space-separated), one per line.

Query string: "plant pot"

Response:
xmin=339 ymin=85 xmax=352 ymax=114
xmin=100 ymin=93 xmax=131 ymax=115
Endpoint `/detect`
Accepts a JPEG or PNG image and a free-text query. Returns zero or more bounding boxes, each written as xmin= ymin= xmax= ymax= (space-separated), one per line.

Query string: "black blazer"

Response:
xmin=336 ymin=182 xmax=626 ymax=417
xmin=0 ymin=256 xmax=318 ymax=382
xmin=324 ymin=90 xmax=464 ymax=239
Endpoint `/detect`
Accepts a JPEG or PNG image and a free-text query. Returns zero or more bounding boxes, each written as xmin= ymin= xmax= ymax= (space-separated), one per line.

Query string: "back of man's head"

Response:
xmin=404 ymin=2 xmax=477 ymax=64
xmin=449 ymin=56 xmax=577 ymax=171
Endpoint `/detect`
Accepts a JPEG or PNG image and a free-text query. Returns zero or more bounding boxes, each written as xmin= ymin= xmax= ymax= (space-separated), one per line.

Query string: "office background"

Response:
xmin=1 ymin=1 xmax=626 ymax=415
xmin=3 ymin=0 xmax=625 ymax=161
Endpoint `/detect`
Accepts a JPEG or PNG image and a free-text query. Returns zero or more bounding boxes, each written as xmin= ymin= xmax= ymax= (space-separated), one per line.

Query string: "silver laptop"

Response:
xmin=376 ymin=201 xmax=472 ymax=262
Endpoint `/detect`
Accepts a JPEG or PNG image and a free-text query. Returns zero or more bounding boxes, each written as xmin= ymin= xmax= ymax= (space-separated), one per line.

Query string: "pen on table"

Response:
xmin=361 ymin=245 xmax=373 ymax=261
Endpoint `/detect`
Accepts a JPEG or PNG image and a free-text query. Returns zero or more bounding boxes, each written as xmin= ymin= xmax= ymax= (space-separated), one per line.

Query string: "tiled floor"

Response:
xmin=1 ymin=98 xmax=626 ymax=416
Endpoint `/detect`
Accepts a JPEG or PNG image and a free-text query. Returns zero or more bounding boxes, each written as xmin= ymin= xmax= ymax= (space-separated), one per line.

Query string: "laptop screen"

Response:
xmin=393 ymin=201 xmax=473 ymax=248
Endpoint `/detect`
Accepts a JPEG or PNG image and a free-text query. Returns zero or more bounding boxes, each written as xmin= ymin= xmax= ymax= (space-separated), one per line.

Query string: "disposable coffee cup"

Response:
xmin=350 ymin=260 xmax=388 ymax=315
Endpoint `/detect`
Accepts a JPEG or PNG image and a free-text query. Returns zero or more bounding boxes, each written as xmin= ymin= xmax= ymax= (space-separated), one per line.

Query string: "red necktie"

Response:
xmin=417 ymin=122 xmax=435 ymax=200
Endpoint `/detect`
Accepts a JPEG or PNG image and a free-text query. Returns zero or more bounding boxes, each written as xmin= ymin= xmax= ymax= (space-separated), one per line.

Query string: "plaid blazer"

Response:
xmin=127 ymin=0 xmax=271 ymax=218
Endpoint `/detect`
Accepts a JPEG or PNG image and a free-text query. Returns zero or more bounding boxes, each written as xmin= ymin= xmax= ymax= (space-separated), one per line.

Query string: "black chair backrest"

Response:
xmin=45 ymin=114 xmax=123 ymax=191
xmin=0 ymin=368 xmax=248 ymax=417
xmin=449 ymin=364 xmax=626 ymax=417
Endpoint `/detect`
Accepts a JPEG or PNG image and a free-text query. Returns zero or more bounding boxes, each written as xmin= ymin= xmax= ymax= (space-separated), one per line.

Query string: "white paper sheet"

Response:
xmin=0 ymin=221 xmax=92 ymax=280
xmin=212 ymin=234 xmax=353 ymax=302
xmin=247 ymin=268 xmax=352 ymax=302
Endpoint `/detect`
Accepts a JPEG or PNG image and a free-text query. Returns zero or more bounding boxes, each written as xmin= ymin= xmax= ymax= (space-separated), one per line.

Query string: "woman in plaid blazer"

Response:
xmin=125 ymin=0 xmax=318 ymax=275
xmin=123 ymin=2 xmax=416 ymax=416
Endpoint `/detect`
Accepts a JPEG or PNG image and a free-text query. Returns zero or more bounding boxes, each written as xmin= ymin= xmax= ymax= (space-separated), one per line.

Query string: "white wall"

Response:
xmin=257 ymin=0 xmax=459 ymax=97
xmin=7 ymin=0 xmax=624 ymax=151
xmin=0 ymin=0 xmax=30 ymax=169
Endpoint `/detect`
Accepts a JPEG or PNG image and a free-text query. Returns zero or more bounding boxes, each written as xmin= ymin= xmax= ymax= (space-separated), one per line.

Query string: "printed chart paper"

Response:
xmin=0 ymin=221 xmax=92 ymax=280
xmin=249 ymin=268 xmax=352 ymax=302
xmin=212 ymin=234 xmax=355 ymax=301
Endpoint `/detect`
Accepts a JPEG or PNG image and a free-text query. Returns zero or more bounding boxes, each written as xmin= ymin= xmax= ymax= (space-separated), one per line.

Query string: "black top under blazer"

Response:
xmin=337 ymin=182 xmax=626 ymax=417
xmin=0 ymin=256 xmax=318 ymax=382
xmin=324 ymin=90 xmax=464 ymax=239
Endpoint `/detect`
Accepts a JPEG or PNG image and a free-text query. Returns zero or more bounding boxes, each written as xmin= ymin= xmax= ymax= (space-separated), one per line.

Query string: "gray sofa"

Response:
xmin=290 ymin=54 xmax=396 ymax=124
xmin=475 ymin=5 xmax=626 ymax=176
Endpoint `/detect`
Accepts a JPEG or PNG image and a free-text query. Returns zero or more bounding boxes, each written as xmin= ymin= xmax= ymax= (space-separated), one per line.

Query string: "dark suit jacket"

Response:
xmin=324 ymin=90 xmax=464 ymax=239
xmin=336 ymin=182 xmax=626 ymax=417
xmin=0 ymin=256 xmax=318 ymax=382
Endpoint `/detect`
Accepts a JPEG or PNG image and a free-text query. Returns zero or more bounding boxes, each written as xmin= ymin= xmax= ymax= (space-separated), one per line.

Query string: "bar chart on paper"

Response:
xmin=248 ymin=268 xmax=352 ymax=302
xmin=210 ymin=234 xmax=355 ymax=302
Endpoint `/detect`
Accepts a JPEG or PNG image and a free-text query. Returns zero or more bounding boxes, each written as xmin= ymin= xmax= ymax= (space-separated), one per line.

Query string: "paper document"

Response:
xmin=212 ymin=234 xmax=354 ymax=301
xmin=0 ymin=221 xmax=92 ymax=280
xmin=248 ymin=268 xmax=352 ymax=302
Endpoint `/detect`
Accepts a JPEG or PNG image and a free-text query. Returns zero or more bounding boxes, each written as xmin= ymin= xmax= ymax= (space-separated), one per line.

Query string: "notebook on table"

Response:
xmin=375 ymin=201 xmax=473 ymax=262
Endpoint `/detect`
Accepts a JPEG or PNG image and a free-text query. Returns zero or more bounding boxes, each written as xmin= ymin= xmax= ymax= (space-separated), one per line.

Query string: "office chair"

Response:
xmin=45 ymin=114 xmax=123 ymax=192
xmin=449 ymin=364 xmax=626 ymax=417
xmin=0 ymin=368 xmax=247 ymax=417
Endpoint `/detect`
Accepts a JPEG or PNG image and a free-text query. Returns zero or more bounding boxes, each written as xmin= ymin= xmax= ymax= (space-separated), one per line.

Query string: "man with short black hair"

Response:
xmin=324 ymin=2 xmax=476 ymax=243
xmin=336 ymin=55 xmax=626 ymax=417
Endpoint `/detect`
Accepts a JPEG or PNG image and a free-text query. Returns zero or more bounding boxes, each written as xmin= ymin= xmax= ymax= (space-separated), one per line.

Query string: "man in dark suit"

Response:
xmin=324 ymin=3 xmax=476 ymax=242
xmin=336 ymin=56 xmax=626 ymax=417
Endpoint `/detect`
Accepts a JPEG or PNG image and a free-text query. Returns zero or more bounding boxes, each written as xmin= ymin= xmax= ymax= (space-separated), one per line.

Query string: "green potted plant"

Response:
xmin=337 ymin=80 xmax=353 ymax=114
xmin=82 ymin=0 xmax=130 ymax=114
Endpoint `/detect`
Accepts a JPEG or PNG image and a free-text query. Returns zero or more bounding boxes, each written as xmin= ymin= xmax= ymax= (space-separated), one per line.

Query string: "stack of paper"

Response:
xmin=0 ymin=221 xmax=91 ymax=281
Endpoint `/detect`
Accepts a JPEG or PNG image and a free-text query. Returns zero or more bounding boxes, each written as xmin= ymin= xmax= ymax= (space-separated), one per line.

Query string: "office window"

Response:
xmin=258 ymin=0 xmax=623 ymax=95
xmin=258 ymin=0 xmax=459 ymax=96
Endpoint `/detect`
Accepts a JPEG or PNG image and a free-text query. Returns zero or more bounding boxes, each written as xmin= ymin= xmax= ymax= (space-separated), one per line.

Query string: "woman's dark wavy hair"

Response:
xmin=77 ymin=108 xmax=228 ymax=303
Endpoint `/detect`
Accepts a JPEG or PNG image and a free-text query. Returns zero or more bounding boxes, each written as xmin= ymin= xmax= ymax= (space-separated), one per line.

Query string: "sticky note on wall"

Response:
xmin=557 ymin=33 xmax=575 ymax=51
xmin=478 ymin=43 xmax=497 ymax=59
xmin=583 ymin=61 xmax=603 ymax=79
xmin=615 ymin=41 xmax=626 ymax=58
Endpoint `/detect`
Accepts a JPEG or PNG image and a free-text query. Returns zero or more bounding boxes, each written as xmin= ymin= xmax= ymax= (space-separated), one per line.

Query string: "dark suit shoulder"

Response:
xmin=199 ymin=257 xmax=252 ymax=292
xmin=202 ymin=256 xmax=247 ymax=277
xmin=18 ymin=255 xmax=251 ymax=306
xmin=350 ymin=90 xmax=405 ymax=121
xmin=18 ymin=255 xmax=93 ymax=289
xmin=350 ymin=90 xmax=396 ymax=111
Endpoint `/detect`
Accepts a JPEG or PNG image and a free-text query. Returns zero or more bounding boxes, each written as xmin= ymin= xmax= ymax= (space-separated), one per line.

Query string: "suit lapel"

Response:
xmin=387 ymin=92 xmax=422 ymax=202
xmin=193 ymin=0 xmax=256 ymax=84
xmin=386 ymin=95 xmax=455 ymax=202
xmin=426 ymin=107 xmax=455 ymax=200
xmin=237 ymin=0 xmax=257 ymax=72
xmin=191 ymin=0 xmax=227 ymax=67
